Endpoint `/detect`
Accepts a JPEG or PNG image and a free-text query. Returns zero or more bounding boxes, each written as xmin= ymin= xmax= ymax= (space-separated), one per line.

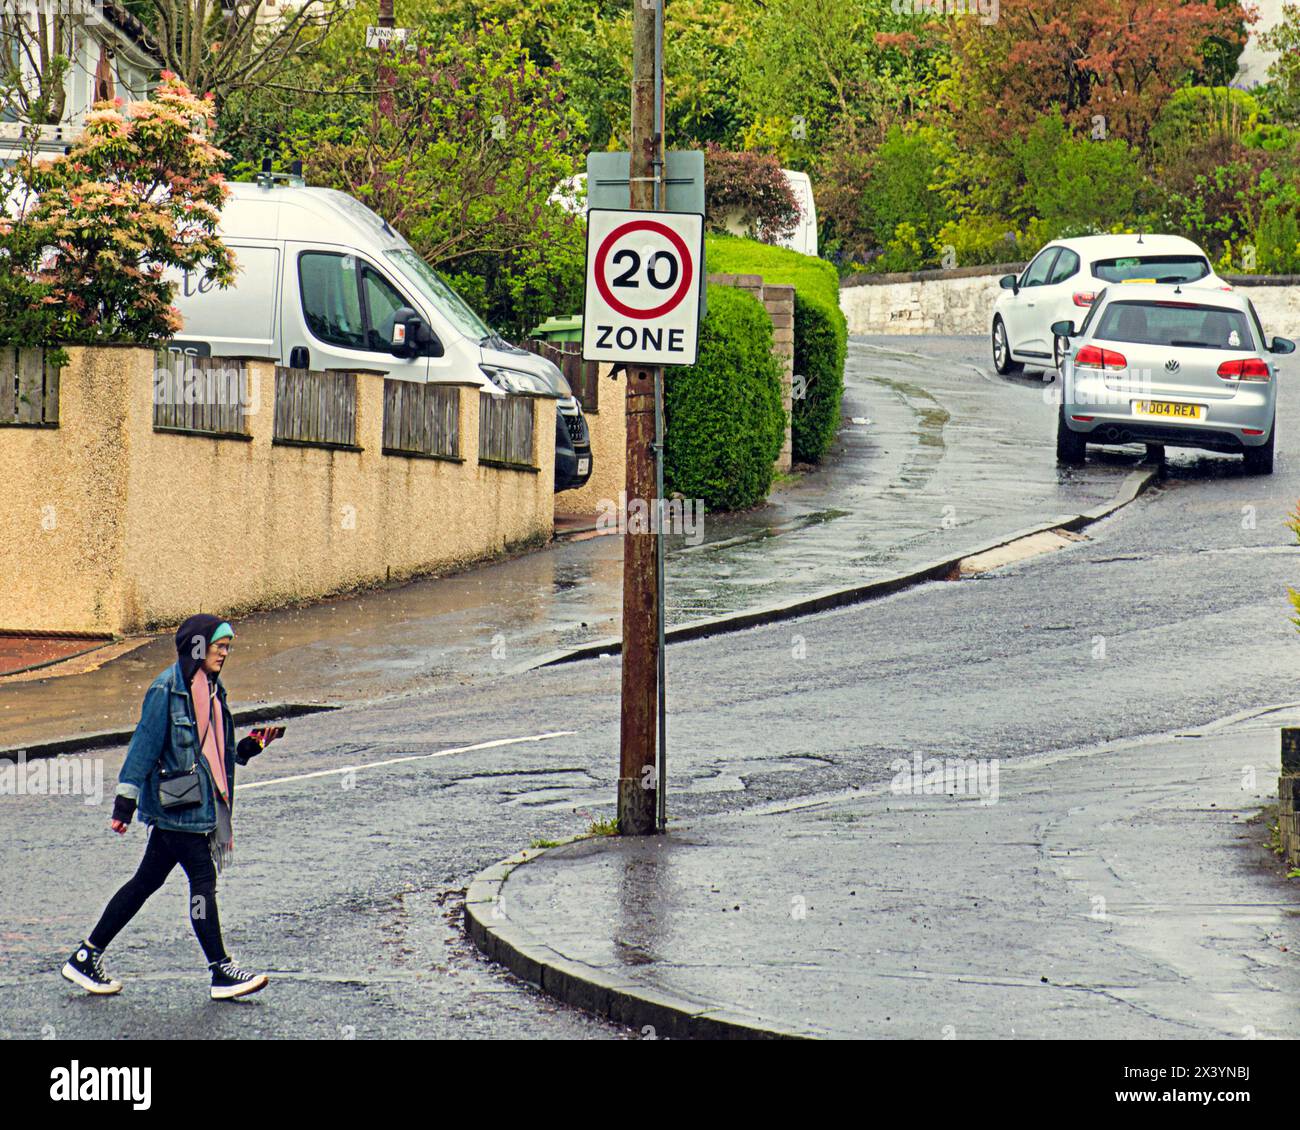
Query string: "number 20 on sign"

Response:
xmin=582 ymin=209 xmax=704 ymax=367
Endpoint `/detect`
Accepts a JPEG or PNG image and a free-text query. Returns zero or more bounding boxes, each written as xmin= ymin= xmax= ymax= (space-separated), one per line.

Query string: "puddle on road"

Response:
xmin=867 ymin=376 xmax=950 ymax=495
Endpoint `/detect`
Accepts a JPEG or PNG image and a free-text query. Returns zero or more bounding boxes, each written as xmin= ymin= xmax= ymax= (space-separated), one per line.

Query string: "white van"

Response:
xmin=170 ymin=175 xmax=593 ymax=491
xmin=775 ymin=170 xmax=817 ymax=258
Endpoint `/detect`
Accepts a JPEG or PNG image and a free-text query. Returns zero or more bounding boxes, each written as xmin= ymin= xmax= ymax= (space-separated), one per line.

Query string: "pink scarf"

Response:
xmin=189 ymin=670 xmax=229 ymax=802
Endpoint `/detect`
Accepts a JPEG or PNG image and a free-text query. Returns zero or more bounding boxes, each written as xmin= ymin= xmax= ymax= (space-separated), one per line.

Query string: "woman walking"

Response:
xmin=62 ymin=614 xmax=282 ymax=1000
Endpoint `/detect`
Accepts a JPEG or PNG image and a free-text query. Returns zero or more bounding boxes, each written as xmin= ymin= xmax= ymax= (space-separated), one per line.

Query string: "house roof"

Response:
xmin=99 ymin=0 xmax=162 ymax=65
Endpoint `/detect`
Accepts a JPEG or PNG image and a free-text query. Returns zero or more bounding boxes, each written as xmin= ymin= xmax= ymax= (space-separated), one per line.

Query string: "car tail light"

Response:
xmin=1074 ymin=344 xmax=1127 ymax=370
xmin=1217 ymin=358 xmax=1271 ymax=381
xmin=1073 ymin=292 xmax=1095 ymax=307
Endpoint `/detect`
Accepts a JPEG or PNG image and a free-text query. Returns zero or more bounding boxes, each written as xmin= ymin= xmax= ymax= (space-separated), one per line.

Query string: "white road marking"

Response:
xmin=241 ymin=731 xmax=579 ymax=790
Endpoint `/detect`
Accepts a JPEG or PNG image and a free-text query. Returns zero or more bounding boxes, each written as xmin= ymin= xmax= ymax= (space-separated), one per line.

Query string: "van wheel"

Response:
xmin=1243 ymin=425 xmax=1275 ymax=475
xmin=992 ymin=317 xmax=1023 ymax=376
xmin=1056 ymin=407 xmax=1086 ymax=465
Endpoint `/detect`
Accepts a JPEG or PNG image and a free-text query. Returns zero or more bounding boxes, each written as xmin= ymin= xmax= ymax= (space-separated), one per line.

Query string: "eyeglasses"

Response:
xmin=211 ymin=641 xmax=232 ymax=655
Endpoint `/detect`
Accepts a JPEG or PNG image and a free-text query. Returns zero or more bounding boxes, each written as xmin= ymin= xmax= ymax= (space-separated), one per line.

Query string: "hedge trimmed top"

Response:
xmin=706 ymin=234 xmax=842 ymax=312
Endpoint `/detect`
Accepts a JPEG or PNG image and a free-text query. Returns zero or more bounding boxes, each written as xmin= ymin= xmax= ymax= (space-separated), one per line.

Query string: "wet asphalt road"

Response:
xmin=0 ymin=335 xmax=1138 ymax=749
xmin=2 ymin=335 xmax=1298 ymax=1039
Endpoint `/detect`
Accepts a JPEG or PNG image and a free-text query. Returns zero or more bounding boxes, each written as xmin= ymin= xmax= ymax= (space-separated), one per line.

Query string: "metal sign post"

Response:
xmin=652 ymin=0 xmax=668 ymax=834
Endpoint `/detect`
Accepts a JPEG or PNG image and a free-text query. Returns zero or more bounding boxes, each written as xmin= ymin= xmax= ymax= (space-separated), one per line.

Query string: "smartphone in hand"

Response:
xmin=249 ymin=726 xmax=286 ymax=746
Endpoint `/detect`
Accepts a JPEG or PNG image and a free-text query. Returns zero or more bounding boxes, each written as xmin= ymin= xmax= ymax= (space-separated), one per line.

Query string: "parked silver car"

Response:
xmin=1052 ymin=284 xmax=1294 ymax=474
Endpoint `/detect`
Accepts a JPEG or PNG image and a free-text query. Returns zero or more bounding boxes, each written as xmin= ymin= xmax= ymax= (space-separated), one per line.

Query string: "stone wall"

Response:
xmin=553 ymin=363 xmax=626 ymax=517
xmin=840 ymin=263 xmax=1300 ymax=340
xmin=0 ymin=348 xmax=557 ymax=635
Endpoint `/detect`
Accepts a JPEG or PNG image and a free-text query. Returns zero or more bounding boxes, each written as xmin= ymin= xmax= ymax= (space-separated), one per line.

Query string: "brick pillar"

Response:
xmin=706 ymin=273 xmax=795 ymax=474
xmin=763 ymin=284 xmax=795 ymax=473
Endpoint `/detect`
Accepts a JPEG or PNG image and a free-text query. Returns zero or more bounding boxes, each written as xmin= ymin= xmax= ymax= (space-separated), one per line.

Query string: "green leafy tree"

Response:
xmin=1259 ymin=4 xmax=1300 ymax=122
xmin=738 ymin=0 xmax=941 ymax=160
xmin=284 ymin=22 xmax=586 ymax=337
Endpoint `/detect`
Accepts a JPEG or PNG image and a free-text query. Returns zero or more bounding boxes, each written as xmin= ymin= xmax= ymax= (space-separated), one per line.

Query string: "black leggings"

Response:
xmin=89 ymin=826 xmax=227 ymax=965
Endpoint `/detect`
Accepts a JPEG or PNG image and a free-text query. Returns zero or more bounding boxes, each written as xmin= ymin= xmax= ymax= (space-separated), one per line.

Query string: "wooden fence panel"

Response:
xmin=273 ymin=367 xmax=358 ymax=447
xmin=0 ymin=347 xmax=59 ymax=425
xmin=152 ymin=351 xmax=247 ymax=436
xmin=382 ymin=380 xmax=459 ymax=458
xmin=478 ymin=391 xmax=535 ymax=468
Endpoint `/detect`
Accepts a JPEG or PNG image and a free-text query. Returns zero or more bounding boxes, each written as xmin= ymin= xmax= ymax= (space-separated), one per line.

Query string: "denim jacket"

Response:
xmin=117 ymin=661 xmax=250 ymax=833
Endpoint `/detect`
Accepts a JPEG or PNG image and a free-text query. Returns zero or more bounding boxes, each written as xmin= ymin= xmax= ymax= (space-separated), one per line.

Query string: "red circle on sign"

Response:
xmin=594 ymin=219 xmax=694 ymax=321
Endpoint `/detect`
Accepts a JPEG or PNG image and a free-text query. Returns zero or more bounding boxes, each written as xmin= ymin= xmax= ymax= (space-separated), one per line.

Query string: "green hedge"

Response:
xmin=704 ymin=235 xmax=847 ymax=463
xmin=665 ymin=284 xmax=785 ymax=511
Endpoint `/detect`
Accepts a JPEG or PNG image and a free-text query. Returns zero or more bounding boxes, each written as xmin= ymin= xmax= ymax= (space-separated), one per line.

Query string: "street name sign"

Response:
xmin=365 ymin=26 xmax=410 ymax=48
xmin=582 ymin=208 xmax=704 ymax=367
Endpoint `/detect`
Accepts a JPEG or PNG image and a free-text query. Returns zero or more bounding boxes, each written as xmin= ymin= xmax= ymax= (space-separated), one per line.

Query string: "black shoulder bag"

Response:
xmin=158 ymin=686 xmax=211 ymax=811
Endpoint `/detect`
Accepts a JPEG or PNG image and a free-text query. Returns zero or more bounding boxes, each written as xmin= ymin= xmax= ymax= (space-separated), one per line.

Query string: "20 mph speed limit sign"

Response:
xmin=582 ymin=208 xmax=704 ymax=366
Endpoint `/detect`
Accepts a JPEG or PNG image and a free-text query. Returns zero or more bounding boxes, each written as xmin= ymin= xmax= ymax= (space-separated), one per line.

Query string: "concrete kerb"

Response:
xmin=0 ymin=701 xmax=340 ymax=762
xmin=527 ymin=466 xmax=1160 ymax=671
xmin=465 ymin=701 xmax=1300 ymax=1038
xmin=463 ymin=835 xmax=812 ymax=1039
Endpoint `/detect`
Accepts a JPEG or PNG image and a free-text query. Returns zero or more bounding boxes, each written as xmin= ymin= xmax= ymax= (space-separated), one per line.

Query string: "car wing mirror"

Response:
xmin=390 ymin=307 xmax=419 ymax=358
xmin=414 ymin=320 xmax=443 ymax=358
xmin=1271 ymin=336 xmax=1295 ymax=355
xmin=999 ymin=274 xmax=1020 ymax=294
xmin=1051 ymin=320 xmax=1076 ymax=337
xmin=390 ymin=307 xmax=444 ymax=359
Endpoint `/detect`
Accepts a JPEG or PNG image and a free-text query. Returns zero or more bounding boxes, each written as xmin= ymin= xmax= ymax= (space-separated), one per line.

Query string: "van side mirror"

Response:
xmin=999 ymin=274 xmax=1020 ymax=294
xmin=1051 ymin=320 xmax=1076 ymax=337
xmin=1271 ymin=336 xmax=1295 ymax=355
xmin=390 ymin=307 xmax=443 ymax=358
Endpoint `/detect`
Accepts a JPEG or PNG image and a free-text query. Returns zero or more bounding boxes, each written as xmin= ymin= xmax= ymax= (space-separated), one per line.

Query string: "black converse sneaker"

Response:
xmin=61 ymin=941 xmax=122 ymax=995
xmin=209 ymin=957 xmax=268 ymax=1000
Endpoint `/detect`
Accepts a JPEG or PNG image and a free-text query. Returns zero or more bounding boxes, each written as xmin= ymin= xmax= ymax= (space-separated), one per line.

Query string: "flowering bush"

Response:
xmin=0 ymin=75 xmax=235 ymax=347
xmin=703 ymin=144 xmax=800 ymax=244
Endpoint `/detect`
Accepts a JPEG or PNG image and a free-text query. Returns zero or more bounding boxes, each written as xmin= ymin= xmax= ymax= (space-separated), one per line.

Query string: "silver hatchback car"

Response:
xmin=1052 ymin=284 xmax=1294 ymax=474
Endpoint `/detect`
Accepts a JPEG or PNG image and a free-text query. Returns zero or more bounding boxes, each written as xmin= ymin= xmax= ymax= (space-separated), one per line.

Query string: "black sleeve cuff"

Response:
xmin=235 ymin=735 xmax=263 ymax=765
xmin=111 ymin=795 xmax=136 ymax=825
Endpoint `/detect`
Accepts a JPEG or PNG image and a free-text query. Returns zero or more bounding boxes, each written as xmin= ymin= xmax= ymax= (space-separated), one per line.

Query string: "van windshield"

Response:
xmin=386 ymin=249 xmax=491 ymax=341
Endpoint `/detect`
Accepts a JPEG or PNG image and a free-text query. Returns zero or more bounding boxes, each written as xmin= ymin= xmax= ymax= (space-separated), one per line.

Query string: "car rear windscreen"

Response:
xmin=1091 ymin=255 xmax=1210 ymax=284
xmin=1094 ymin=301 xmax=1253 ymax=350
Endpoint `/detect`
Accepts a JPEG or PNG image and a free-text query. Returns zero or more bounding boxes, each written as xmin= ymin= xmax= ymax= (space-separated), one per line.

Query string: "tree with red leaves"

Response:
xmin=938 ymin=0 xmax=1249 ymax=150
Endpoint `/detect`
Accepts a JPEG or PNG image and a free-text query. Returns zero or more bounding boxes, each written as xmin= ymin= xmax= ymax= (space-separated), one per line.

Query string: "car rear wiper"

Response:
xmin=1167 ymin=339 xmax=1210 ymax=348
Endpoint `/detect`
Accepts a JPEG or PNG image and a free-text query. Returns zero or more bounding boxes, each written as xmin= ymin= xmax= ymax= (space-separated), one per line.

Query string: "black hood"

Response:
xmin=175 ymin=614 xmax=223 ymax=685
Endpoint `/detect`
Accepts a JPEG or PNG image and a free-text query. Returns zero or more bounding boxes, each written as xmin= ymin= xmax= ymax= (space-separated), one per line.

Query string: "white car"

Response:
xmin=991 ymin=234 xmax=1230 ymax=375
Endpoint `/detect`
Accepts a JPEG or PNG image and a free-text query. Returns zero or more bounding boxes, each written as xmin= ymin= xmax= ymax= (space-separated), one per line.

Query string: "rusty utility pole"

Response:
xmin=617 ymin=0 xmax=662 ymax=835
xmin=376 ymin=0 xmax=396 ymax=118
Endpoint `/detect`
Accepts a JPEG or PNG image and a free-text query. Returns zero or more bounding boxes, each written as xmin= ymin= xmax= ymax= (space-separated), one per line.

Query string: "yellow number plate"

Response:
xmin=1133 ymin=400 xmax=1204 ymax=420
